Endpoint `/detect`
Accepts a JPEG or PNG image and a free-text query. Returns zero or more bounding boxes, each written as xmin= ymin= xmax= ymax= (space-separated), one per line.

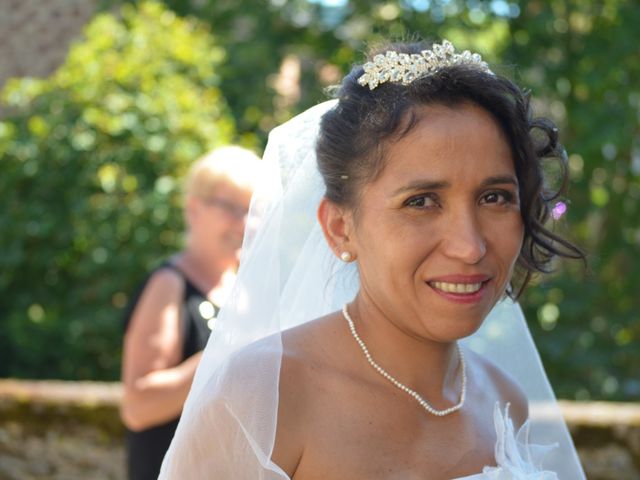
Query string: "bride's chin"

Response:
xmin=418 ymin=316 xmax=486 ymax=342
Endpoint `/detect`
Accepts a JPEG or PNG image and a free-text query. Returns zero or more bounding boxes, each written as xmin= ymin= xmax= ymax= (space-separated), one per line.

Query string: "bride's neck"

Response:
xmin=348 ymin=295 xmax=461 ymax=397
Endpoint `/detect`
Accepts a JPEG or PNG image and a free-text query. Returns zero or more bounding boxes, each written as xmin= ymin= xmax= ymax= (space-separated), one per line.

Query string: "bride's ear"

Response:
xmin=317 ymin=197 xmax=356 ymax=262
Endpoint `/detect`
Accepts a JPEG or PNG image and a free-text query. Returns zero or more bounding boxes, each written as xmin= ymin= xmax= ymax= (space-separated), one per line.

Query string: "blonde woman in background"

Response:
xmin=120 ymin=146 xmax=261 ymax=480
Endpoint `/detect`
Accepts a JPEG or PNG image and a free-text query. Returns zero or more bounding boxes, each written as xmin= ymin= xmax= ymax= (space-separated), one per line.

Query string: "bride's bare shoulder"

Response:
xmin=282 ymin=311 xmax=346 ymax=358
xmin=278 ymin=311 xmax=354 ymax=400
xmin=273 ymin=311 xmax=348 ymax=476
xmin=220 ymin=312 xmax=344 ymax=371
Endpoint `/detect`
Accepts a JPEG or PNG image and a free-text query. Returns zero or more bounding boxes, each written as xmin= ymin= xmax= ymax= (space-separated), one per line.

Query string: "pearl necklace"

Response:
xmin=342 ymin=305 xmax=466 ymax=417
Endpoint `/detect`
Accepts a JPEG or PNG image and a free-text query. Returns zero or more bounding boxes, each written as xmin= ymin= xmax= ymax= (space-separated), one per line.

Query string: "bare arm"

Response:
xmin=120 ymin=269 xmax=202 ymax=431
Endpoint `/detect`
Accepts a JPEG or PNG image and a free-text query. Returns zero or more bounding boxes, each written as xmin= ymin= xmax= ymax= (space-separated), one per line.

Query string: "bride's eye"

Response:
xmin=405 ymin=194 xmax=439 ymax=209
xmin=481 ymin=190 xmax=516 ymax=206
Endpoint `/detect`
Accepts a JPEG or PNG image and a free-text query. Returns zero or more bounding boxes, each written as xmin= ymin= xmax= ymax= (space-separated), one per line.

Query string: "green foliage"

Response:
xmin=3 ymin=0 xmax=638 ymax=401
xmin=506 ymin=0 xmax=640 ymax=401
xmin=110 ymin=0 xmax=515 ymax=145
xmin=0 ymin=1 xmax=234 ymax=380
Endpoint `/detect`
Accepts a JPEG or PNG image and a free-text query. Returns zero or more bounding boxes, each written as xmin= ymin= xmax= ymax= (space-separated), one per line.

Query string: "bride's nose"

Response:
xmin=440 ymin=209 xmax=487 ymax=264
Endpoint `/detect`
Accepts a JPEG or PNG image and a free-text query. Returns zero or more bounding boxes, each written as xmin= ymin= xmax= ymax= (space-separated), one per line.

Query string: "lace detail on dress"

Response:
xmin=456 ymin=403 xmax=559 ymax=480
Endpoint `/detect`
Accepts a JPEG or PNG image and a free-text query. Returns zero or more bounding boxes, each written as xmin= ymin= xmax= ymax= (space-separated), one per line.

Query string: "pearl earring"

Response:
xmin=340 ymin=251 xmax=352 ymax=262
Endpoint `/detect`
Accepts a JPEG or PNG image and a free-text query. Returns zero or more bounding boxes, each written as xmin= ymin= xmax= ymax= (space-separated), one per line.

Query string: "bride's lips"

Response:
xmin=426 ymin=274 xmax=492 ymax=304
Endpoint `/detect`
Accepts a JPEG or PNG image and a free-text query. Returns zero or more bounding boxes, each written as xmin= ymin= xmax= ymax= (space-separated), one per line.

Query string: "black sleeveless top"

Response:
xmin=123 ymin=262 xmax=218 ymax=480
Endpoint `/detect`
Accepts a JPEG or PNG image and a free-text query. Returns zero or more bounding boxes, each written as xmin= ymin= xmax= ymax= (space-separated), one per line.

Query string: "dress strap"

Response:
xmin=160 ymin=261 xmax=209 ymax=300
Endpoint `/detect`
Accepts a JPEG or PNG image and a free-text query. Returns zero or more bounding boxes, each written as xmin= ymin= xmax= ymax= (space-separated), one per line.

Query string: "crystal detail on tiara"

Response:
xmin=357 ymin=40 xmax=493 ymax=91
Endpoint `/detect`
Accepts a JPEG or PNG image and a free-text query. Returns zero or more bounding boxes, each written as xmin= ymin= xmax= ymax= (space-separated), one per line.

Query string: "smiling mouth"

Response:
xmin=428 ymin=280 xmax=487 ymax=295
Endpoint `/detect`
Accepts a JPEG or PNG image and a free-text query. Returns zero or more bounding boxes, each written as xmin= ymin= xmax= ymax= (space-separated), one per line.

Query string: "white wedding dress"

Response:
xmin=454 ymin=404 xmax=558 ymax=480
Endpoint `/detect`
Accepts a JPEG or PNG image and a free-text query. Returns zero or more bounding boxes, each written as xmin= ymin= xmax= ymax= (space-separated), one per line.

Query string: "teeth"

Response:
xmin=432 ymin=281 xmax=483 ymax=294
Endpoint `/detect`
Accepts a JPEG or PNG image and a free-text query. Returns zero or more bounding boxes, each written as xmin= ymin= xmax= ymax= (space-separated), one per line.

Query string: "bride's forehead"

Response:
xmin=369 ymin=112 xmax=514 ymax=182
xmin=397 ymin=103 xmax=507 ymax=143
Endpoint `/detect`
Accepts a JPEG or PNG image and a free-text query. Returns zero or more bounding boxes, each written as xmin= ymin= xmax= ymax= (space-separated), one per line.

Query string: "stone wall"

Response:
xmin=561 ymin=400 xmax=640 ymax=479
xmin=0 ymin=380 xmax=124 ymax=480
xmin=0 ymin=0 xmax=97 ymax=89
xmin=0 ymin=380 xmax=638 ymax=479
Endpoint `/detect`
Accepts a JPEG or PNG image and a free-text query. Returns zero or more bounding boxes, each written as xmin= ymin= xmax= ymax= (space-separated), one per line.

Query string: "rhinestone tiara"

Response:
xmin=357 ymin=40 xmax=493 ymax=91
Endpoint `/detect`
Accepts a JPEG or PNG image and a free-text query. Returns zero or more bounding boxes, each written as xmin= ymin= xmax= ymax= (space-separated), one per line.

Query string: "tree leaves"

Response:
xmin=0 ymin=1 xmax=234 ymax=380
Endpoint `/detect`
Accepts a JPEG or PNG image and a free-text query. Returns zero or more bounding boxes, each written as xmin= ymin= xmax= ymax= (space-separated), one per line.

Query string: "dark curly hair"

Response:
xmin=316 ymin=41 xmax=585 ymax=297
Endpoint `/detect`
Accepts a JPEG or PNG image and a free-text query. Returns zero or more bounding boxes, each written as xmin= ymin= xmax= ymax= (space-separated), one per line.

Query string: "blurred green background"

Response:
xmin=0 ymin=0 xmax=638 ymax=402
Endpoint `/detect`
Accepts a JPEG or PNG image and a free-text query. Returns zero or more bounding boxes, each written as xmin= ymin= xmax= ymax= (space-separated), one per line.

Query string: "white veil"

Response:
xmin=159 ymin=100 xmax=585 ymax=479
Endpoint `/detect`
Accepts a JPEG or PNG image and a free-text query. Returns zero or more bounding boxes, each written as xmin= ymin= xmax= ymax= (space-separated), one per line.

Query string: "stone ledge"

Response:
xmin=2 ymin=379 xmax=639 ymax=426
xmin=0 ymin=379 xmax=121 ymax=407
xmin=0 ymin=380 xmax=124 ymax=441
xmin=558 ymin=399 xmax=640 ymax=427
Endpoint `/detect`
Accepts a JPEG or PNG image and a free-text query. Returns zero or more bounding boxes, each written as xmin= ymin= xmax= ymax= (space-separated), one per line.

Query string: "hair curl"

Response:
xmin=316 ymin=41 xmax=585 ymax=297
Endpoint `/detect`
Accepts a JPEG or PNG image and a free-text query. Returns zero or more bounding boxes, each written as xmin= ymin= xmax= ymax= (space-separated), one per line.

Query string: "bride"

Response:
xmin=159 ymin=40 xmax=586 ymax=479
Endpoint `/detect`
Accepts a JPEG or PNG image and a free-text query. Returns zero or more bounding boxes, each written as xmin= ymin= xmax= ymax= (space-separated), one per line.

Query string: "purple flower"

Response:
xmin=552 ymin=201 xmax=567 ymax=220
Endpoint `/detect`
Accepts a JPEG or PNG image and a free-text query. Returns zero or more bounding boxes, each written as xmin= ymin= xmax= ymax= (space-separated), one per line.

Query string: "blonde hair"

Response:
xmin=185 ymin=146 xmax=262 ymax=198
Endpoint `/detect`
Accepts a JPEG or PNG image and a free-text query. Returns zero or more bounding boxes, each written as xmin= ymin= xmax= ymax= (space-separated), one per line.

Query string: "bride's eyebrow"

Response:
xmin=481 ymin=175 xmax=519 ymax=187
xmin=391 ymin=179 xmax=450 ymax=196
xmin=390 ymin=174 xmax=518 ymax=197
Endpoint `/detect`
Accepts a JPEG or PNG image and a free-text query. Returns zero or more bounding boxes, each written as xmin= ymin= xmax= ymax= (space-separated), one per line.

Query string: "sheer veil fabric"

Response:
xmin=159 ymin=101 xmax=585 ymax=479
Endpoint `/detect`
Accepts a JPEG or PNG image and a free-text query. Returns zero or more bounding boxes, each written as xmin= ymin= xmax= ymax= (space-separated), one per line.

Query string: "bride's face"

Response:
xmin=348 ymin=102 xmax=524 ymax=342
